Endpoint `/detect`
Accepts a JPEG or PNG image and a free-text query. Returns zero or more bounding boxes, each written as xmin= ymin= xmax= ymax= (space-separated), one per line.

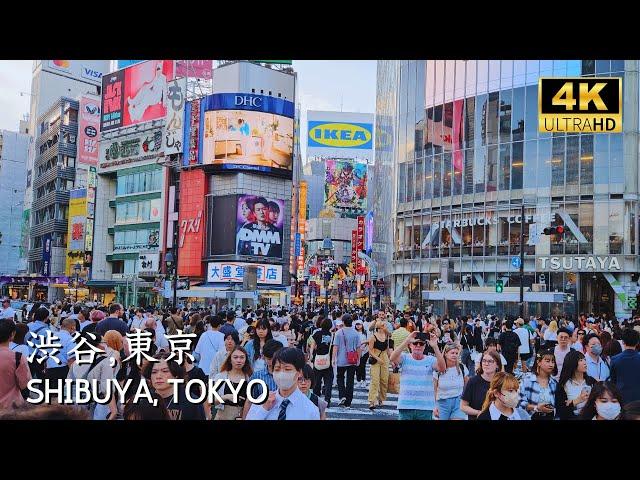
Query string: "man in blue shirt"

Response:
xmin=96 ymin=303 xmax=128 ymax=337
xmin=610 ymin=328 xmax=640 ymax=405
xmin=43 ymin=317 xmax=77 ymax=381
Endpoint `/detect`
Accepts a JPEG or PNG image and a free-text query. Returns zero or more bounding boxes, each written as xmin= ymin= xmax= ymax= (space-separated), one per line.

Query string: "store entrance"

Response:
xmin=579 ymin=272 xmax=614 ymax=316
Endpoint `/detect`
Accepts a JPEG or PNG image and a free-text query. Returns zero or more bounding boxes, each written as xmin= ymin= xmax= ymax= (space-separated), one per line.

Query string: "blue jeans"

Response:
xmin=437 ymin=396 xmax=466 ymax=420
xmin=398 ymin=409 xmax=433 ymax=420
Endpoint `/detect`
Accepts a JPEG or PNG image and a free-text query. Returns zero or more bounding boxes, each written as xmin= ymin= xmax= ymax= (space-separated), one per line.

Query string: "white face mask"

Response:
xmin=273 ymin=371 xmax=298 ymax=390
xmin=500 ymin=391 xmax=520 ymax=409
xmin=595 ymin=401 xmax=621 ymax=420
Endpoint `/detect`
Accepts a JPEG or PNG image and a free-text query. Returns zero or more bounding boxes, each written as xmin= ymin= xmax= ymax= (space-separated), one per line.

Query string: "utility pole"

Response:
xmin=519 ymin=203 xmax=525 ymax=318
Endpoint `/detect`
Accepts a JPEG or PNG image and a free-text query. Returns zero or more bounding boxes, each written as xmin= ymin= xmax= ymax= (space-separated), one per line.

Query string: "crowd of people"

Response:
xmin=1 ymin=298 xmax=640 ymax=421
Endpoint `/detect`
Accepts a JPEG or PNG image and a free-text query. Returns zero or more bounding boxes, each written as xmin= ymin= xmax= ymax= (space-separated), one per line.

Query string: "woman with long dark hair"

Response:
xmin=518 ymin=349 xmax=558 ymax=420
xmin=142 ymin=351 xmax=206 ymax=420
xmin=579 ymin=381 xmax=623 ymax=420
xmin=244 ymin=318 xmax=273 ymax=371
xmin=555 ymin=349 xmax=596 ymax=420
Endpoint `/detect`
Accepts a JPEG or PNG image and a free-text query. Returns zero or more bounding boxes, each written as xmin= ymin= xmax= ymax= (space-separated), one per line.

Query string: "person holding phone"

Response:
xmin=555 ymin=349 xmax=596 ymax=420
xmin=518 ymin=349 xmax=558 ymax=420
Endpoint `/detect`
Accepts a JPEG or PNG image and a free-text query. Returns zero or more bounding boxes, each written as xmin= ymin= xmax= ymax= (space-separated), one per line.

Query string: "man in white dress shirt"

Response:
xmin=246 ymin=347 xmax=320 ymax=420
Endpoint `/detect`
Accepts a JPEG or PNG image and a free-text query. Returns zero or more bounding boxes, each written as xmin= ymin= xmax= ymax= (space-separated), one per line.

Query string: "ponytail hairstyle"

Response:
xmin=480 ymin=372 xmax=520 ymax=413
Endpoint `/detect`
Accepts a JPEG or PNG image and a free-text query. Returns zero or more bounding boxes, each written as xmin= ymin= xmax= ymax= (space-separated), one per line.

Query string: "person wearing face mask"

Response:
xmin=246 ymin=347 xmax=320 ymax=420
xmin=579 ymin=381 xmax=623 ymax=420
xmin=583 ymin=333 xmax=610 ymax=382
xmin=477 ymin=372 xmax=530 ymax=420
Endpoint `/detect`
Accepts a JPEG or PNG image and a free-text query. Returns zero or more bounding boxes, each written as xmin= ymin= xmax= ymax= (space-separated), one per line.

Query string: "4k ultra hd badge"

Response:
xmin=538 ymin=77 xmax=622 ymax=133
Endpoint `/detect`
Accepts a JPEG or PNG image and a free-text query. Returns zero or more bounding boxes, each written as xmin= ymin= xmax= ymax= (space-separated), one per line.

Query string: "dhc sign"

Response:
xmin=200 ymin=93 xmax=294 ymax=118
xmin=308 ymin=121 xmax=373 ymax=149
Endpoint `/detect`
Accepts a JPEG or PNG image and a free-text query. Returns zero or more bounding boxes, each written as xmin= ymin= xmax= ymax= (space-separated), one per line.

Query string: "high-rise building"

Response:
xmin=21 ymin=61 xmax=109 ymax=300
xmin=174 ymin=61 xmax=297 ymax=307
xmin=0 ymin=129 xmax=30 ymax=280
xmin=27 ymin=97 xmax=81 ymax=301
xmin=375 ymin=60 xmax=638 ymax=319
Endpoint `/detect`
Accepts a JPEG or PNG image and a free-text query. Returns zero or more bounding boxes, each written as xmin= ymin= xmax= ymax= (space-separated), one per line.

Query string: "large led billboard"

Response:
xmin=324 ymin=160 xmax=368 ymax=217
xmin=236 ymin=195 xmax=285 ymax=259
xmin=101 ymin=60 xmax=175 ymax=132
xmin=191 ymin=93 xmax=294 ymax=177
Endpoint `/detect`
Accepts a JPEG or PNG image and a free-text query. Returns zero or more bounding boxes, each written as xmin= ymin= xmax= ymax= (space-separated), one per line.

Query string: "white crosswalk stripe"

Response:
xmin=324 ymin=364 xmax=400 ymax=420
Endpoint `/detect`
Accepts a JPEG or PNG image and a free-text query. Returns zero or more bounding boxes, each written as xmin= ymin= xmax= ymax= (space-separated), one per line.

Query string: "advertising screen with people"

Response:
xmin=324 ymin=160 xmax=367 ymax=216
xmin=236 ymin=195 xmax=285 ymax=259
xmin=202 ymin=110 xmax=293 ymax=176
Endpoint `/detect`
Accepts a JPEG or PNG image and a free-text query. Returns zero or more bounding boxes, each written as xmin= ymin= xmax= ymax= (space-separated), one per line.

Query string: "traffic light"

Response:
xmin=543 ymin=225 xmax=565 ymax=235
xmin=495 ymin=279 xmax=504 ymax=293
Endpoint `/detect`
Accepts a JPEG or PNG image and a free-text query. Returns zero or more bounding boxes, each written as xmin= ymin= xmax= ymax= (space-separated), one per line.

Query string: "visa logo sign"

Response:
xmin=81 ymin=66 xmax=103 ymax=80
xmin=308 ymin=121 xmax=373 ymax=149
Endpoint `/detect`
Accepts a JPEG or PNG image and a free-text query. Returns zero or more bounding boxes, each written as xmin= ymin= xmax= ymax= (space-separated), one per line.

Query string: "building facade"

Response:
xmin=27 ymin=98 xmax=81 ymax=301
xmin=0 ymin=129 xmax=30 ymax=277
xmin=173 ymin=61 xmax=297 ymax=308
xmin=375 ymin=60 xmax=639 ymax=319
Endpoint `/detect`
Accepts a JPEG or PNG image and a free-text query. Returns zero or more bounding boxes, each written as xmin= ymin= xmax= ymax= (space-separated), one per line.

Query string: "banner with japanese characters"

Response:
xmin=163 ymin=77 xmax=186 ymax=154
xmin=78 ymin=94 xmax=100 ymax=166
xmin=207 ymin=262 xmax=282 ymax=285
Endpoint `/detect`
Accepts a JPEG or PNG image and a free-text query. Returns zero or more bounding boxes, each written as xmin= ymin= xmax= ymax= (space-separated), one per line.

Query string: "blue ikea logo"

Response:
xmin=308 ymin=121 xmax=373 ymax=149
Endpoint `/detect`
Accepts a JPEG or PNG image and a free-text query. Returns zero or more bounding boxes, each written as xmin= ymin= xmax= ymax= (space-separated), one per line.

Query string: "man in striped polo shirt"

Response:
xmin=390 ymin=330 xmax=446 ymax=420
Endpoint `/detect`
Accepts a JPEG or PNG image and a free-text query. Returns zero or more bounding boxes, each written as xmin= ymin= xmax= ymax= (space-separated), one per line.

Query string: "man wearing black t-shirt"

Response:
xmin=308 ymin=317 xmax=334 ymax=406
xmin=498 ymin=320 xmax=521 ymax=374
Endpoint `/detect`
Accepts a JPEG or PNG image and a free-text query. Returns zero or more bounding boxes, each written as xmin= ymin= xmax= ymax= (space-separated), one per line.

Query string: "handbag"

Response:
xmin=388 ymin=366 xmax=400 ymax=394
xmin=343 ymin=331 xmax=359 ymax=365
xmin=313 ymin=333 xmax=333 ymax=370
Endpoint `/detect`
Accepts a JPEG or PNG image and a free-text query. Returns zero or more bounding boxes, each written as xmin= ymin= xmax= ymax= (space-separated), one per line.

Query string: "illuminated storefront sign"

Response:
xmin=538 ymin=256 xmax=622 ymax=271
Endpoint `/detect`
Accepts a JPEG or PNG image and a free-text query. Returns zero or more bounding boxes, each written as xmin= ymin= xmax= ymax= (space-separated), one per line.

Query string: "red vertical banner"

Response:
xmin=351 ymin=229 xmax=357 ymax=265
xmin=357 ymin=216 xmax=365 ymax=268
xmin=177 ymin=169 xmax=207 ymax=277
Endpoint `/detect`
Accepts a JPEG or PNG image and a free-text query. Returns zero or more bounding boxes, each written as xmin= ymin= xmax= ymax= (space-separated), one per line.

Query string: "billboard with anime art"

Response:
xmin=324 ymin=160 xmax=367 ymax=218
xmin=236 ymin=195 xmax=285 ymax=259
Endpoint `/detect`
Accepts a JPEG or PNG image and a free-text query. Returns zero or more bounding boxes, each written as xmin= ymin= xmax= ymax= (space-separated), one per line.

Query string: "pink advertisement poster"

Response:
xmin=78 ymin=94 xmax=101 ymax=166
xmin=176 ymin=60 xmax=213 ymax=79
xmin=123 ymin=60 xmax=175 ymax=128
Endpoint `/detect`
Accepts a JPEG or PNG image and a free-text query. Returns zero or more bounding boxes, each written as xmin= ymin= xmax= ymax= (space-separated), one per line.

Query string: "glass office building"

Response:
xmin=374 ymin=60 xmax=640 ymax=319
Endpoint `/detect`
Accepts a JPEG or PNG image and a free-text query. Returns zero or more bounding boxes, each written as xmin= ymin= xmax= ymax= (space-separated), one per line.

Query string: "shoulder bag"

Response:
xmin=313 ymin=333 xmax=333 ymax=370
xmin=343 ymin=331 xmax=359 ymax=365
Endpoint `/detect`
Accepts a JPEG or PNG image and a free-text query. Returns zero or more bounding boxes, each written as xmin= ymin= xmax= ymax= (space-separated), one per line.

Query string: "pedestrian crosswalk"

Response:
xmin=325 ymin=365 xmax=399 ymax=420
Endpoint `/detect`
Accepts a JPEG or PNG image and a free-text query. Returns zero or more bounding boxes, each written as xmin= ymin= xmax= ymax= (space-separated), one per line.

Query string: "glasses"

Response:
xmin=298 ymin=377 xmax=310 ymax=383
xmin=481 ymin=359 xmax=496 ymax=364
xmin=412 ymin=342 xmax=426 ymax=347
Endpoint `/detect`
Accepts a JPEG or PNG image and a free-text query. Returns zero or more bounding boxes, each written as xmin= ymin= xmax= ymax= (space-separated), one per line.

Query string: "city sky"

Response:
xmin=0 ymin=60 xmax=378 ymax=159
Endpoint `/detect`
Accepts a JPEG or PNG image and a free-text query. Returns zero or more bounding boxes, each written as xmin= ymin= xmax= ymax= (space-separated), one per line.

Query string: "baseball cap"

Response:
xmin=587 ymin=318 xmax=596 ymax=323
xmin=354 ymin=319 xmax=363 ymax=326
xmin=335 ymin=319 xmax=344 ymax=326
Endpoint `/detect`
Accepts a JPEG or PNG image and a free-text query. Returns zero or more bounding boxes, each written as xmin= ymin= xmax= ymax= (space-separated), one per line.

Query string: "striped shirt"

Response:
xmin=249 ymin=368 xmax=276 ymax=399
xmin=397 ymin=353 xmax=437 ymax=411
xmin=518 ymin=373 xmax=558 ymax=411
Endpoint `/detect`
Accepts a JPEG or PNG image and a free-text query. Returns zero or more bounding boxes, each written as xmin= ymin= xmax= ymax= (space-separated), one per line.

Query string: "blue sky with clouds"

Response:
xmin=0 ymin=60 xmax=377 ymax=152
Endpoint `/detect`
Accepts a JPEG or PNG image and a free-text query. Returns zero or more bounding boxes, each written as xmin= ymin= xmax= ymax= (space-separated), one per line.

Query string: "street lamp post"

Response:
xmin=73 ymin=262 xmax=81 ymax=303
xmin=165 ymin=251 xmax=177 ymax=307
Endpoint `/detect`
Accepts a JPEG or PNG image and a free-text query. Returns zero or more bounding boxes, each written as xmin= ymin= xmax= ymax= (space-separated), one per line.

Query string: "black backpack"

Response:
xmin=27 ymin=324 xmax=49 ymax=380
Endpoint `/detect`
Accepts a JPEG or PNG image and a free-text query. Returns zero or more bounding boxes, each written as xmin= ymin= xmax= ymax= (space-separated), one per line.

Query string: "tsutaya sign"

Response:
xmin=538 ymin=256 xmax=622 ymax=271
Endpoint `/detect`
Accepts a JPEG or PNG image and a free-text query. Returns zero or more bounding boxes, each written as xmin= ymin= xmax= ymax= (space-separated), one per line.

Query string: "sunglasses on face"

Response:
xmin=412 ymin=342 xmax=426 ymax=347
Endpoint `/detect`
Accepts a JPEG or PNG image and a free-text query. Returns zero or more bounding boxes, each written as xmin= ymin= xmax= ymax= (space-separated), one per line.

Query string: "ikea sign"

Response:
xmin=308 ymin=121 xmax=373 ymax=149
